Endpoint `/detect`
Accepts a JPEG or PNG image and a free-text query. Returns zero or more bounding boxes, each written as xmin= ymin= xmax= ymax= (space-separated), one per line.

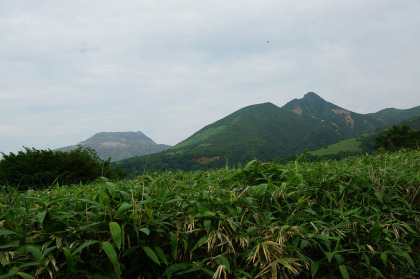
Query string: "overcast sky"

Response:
xmin=1 ymin=0 xmax=419 ymax=155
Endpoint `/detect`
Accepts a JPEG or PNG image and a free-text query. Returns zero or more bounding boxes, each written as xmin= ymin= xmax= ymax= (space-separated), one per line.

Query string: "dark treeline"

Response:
xmin=0 ymin=146 xmax=125 ymax=190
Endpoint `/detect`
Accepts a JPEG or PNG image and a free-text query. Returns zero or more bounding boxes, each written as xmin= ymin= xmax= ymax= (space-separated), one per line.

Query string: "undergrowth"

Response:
xmin=0 ymin=150 xmax=419 ymax=278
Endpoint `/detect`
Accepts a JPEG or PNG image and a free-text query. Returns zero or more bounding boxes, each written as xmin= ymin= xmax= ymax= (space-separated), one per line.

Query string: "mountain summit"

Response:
xmin=282 ymin=92 xmax=389 ymax=137
xmin=283 ymin=92 xmax=340 ymax=116
xmin=56 ymin=131 xmax=171 ymax=161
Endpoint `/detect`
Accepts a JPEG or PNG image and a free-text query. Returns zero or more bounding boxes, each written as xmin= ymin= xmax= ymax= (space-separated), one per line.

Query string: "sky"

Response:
xmin=1 ymin=0 xmax=420 ymax=155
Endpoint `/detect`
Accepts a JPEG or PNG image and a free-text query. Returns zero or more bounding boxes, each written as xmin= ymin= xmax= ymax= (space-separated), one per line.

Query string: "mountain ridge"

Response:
xmin=117 ymin=92 xmax=419 ymax=172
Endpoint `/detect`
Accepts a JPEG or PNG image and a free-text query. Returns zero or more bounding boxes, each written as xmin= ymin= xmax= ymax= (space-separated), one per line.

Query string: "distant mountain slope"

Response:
xmin=367 ymin=106 xmax=420 ymax=124
xmin=117 ymin=92 xmax=420 ymax=172
xmin=56 ymin=131 xmax=171 ymax=161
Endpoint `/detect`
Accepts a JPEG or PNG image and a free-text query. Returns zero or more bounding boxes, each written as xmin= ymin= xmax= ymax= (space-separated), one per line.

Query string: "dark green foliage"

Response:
xmin=0 ymin=146 xmax=125 ymax=189
xmin=374 ymin=124 xmax=420 ymax=150
xmin=0 ymin=150 xmax=418 ymax=278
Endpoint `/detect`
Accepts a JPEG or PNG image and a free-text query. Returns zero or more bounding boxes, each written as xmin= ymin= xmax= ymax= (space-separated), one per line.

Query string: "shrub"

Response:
xmin=0 ymin=146 xmax=125 ymax=189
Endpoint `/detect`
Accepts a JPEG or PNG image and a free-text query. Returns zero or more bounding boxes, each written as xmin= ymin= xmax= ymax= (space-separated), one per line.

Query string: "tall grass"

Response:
xmin=0 ymin=150 xmax=419 ymax=278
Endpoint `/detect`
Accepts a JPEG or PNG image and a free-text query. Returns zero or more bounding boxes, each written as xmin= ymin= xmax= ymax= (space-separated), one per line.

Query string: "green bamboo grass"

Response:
xmin=0 ymin=150 xmax=419 ymax=278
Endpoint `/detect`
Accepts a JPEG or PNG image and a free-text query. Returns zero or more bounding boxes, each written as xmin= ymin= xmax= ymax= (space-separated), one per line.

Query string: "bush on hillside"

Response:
xmin=374 ymin=124 xmax=419 ymax=150
xmin=0 ymin=146 xmax=125 ymax=189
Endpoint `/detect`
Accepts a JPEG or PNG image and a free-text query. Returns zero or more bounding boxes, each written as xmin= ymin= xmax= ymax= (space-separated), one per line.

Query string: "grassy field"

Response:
xmin=0 ymin=150 xmax=419 ymax=278
xmin=309 ymin=137 xmax=363 ymax=156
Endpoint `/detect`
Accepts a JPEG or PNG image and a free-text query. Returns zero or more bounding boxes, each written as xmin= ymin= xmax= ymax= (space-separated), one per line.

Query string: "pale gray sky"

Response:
xmin=1 ymin=0 xmax=420 ymax=155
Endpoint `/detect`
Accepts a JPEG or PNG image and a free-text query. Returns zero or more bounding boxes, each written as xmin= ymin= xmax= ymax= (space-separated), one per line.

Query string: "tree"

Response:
xmin=374 ymin=124 xmax=419 ymax=150
xmin=0 ymin=146 xmax=125 ymax=190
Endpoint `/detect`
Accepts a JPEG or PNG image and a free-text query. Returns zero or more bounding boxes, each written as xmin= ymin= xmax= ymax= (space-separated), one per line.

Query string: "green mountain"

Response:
xmin=117 ymin=93 xmax=419 ymax=172
xmin=56 ymin=131 xmax=171 ymax=162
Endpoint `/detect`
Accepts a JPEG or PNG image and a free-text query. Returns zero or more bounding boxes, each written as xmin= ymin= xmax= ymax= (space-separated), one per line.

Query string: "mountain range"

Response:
xmin=55 ymin=131 xmax=171 ymax=162
xmin=116 ymin=92 xmax=420 ymax=172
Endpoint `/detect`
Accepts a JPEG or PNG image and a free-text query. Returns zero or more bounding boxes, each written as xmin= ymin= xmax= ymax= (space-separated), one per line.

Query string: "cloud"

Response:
xmin=1 ymin=0 xmax=419 ymax=154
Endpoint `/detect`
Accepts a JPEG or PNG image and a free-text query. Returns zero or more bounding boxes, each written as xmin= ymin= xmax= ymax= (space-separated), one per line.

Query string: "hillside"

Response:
xmin=56 ymin=131 xmax=171 ymax=162
xmin=117 ymin=92 xmax=419 ymax=173
xmin=309 ymin=115 xmax=420 ymax=158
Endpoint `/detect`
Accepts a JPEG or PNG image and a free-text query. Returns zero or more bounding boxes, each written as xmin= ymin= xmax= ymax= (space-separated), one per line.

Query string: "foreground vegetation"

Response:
xmin=0 ymin=150 xmax=419 ymax=278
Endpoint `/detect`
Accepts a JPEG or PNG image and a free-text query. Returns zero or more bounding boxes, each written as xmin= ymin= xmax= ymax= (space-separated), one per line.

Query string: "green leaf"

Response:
xmin=0 ymin=229 xmax=17 ymax=236
xmin=192 ymin=236 xmax=208 ymax=252
xmin=16 ymin=272 xmax=35 ymax=279
xmin=98 ymin=190 xmax=110 ymax=208
xmin=220 ymin=256 xmax=230 ymax=273
xmin=326 ymin=191 xmax=333 ymax=201
xmin=177 ymin=265 xmax=201 ymax=275
xmin=183 ymin=238 xmax=188 ymax=253
xmin=280 ymin=182 xmax=287 ymax=190
xmin=41 ymin=246 xmax=57 ymax=258
xmin=101 ymin=242 xmax=121 ymax=279
xmin=26 ymin=246 xmax=42 ymax=261
xmin=309 ymin=222 xmax=319 ymax=233
xmin=154 ymin=247 xmax=168 ymax=265
xmin=300 ymin=239 xmax=309 ymax=249
xmin=62 ymin=247 xmax=75 ymax=275
xmin=339 ymin=264 xmax=350 ymax=279
xmin=296 ymin=173 xmax=304 ymax=183
xmin=0 ymin=266 xmax=19 ymax=279
xmin=304 ymin=209 xmax=318 ymax=215
xmin=400 ymin=252 xmax=415 ymax=268
xmin=245 ymin=160 xmax=256 ymax=170
xmin=342 ymin=207 xmax=361 ymax=216
xmin=311 ymin=261 xmax=320 ymax=278
xmin=339 ymin=184 xmax=345 ymax=195
xmin=106 ymin=182 xmax=116 ymax=194
xmin=72 ymin=240 xmax=100 ymax=255
xmin=163 ymin=263 xmax=189 ymax=277
xmin=204 ymin=220 xmax=211 ymax=233
xmin=115 ymin=203 xmax=132 ymax=218
xmin=143 ymin=246 xmax=160 ymax=265
xmin=36 ymin=211 xmax=47 ymax=224
xmin=380 ymin=252 xmax=387 ymax=266
xmin=193 ymin=211 xmax=215 ymax=218
xmin=109 ymin=222 xmax=122 ymax=250
xmin=374 ymin=192 xmax=383 ymax=204
xmin=139 ymin=227 xmax=150 ymax=236
xmin=170 ymin=232 xmax=178 ymax=261
xmin=325 ymin=252 xmax=333 ymax=263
